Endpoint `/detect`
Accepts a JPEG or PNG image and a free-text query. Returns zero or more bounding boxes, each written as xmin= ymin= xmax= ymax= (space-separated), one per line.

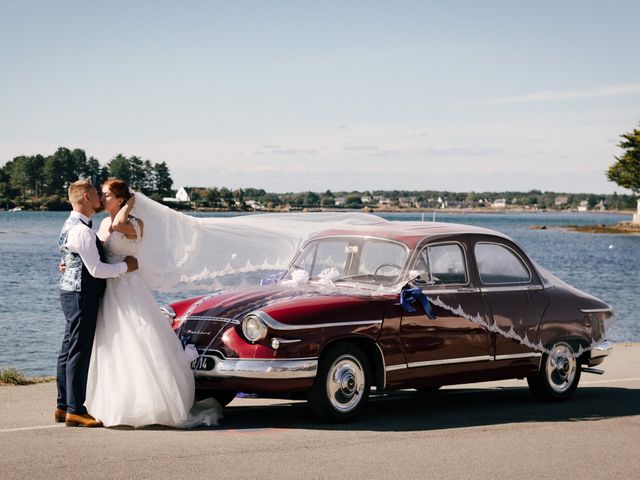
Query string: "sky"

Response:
xmin=1 ymin=1 xmax=639 ymax=194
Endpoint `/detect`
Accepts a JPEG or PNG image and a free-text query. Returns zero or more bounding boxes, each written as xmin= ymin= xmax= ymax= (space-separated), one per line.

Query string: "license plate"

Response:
xmin=191 ymin=356 xmax=214 ymax=371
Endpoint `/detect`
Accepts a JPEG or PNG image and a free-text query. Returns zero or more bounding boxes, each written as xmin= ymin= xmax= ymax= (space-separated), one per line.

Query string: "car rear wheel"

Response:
xmin=307 ymin=342 xmax=371 ymax=422
xmin=527 ymin=341 xmax=581 ymax=402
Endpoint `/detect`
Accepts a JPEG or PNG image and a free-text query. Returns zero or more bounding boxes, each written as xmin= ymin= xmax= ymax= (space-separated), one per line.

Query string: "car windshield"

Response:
xmin=284 ymin=237 xmax=409 ymax=286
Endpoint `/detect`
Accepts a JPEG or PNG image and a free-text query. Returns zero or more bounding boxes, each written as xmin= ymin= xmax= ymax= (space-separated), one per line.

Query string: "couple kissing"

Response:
xmin=56 ymin=179 xmax=221 ymax=428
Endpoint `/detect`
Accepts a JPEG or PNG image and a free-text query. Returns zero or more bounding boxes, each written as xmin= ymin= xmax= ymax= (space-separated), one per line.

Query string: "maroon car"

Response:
xmin=164 ymin=222 xmax=614 ymax=422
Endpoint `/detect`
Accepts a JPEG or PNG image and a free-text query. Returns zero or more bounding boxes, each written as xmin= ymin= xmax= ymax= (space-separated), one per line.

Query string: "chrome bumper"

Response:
xmin=194 ymin=356 xmax=318 ymax=380
xmin=589 ymin=340 xmax=614 ymax=362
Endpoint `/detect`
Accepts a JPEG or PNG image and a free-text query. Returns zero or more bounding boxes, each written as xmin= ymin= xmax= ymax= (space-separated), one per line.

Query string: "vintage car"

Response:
xmin=164 ymin=222 xmax=614 ymax=422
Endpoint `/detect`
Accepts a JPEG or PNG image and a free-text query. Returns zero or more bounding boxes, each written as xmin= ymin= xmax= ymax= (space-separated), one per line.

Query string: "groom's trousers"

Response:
xmin=57 ymin=291 xmax=100 ymax=415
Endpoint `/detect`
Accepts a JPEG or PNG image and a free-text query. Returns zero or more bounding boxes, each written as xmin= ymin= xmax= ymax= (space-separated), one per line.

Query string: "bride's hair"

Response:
xmin=103 ymin=178 xmax=132 ymax=207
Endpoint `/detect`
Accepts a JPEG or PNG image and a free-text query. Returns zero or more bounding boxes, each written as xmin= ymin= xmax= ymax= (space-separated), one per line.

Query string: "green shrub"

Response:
xmin=0 ymin=367 xmax=53 ymax=385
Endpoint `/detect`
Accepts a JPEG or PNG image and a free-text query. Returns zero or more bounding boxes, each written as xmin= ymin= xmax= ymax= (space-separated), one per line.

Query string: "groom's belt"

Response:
xmin=192 ymin=354 xmax=317 ymax=380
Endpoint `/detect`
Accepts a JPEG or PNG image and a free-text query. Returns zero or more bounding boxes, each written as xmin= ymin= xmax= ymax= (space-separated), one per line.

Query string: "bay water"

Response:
xmin=1 ymin=210 xmax=638 ymax=376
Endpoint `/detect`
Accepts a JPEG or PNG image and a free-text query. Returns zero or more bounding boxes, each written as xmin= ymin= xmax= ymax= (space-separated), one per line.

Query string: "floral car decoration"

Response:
xmin=165 ymin=222 xmax=614 ymax=422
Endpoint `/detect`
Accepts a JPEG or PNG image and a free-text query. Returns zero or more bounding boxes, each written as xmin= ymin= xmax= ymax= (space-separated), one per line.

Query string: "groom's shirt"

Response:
xmin=59 ymin=212 xmax=127 ymax=292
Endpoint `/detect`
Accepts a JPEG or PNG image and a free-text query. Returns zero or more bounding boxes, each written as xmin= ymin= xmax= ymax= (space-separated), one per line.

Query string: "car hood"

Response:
xmin=174 ymin=285 xmax=394 ymax=327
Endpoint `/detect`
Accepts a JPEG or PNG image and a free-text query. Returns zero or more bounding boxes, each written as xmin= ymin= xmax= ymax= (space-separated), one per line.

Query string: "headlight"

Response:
xmin=160 ymin=305 xmax=176 ymax=325
xmin=242 ymin=314 xmax=268 ymax=342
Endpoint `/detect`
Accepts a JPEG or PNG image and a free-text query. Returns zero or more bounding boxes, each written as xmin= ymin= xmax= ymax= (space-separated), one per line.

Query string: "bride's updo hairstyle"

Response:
xmin=103 ymin=178 xmax=132 ymax=208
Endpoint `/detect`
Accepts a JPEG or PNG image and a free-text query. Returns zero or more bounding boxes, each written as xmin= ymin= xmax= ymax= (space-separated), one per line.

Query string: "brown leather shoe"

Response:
xmin=65 ymin=412 xmax=103 ymax=428
xmin=55 ymin=408 xmax=66 ymax=423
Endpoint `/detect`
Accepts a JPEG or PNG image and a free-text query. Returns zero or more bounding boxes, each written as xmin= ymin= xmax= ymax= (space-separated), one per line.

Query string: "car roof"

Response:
xmin=308 ymin=221 xmax=512 ymax=248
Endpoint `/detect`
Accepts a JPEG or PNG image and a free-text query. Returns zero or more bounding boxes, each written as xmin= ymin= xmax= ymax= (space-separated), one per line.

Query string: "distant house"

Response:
xmin=398 ymin=197 xmax=415 ymax=208
xmin=594 ymin=201 xmax=606 ymax=211
xmin=163 ymin=186 xmax=192 ymax=203
xmin=176 ymin=187 xmax=192 ymax=202
xmin=577 ymin=200 xmax=589 ymax=212
xmin=492 ymin=198 xmax=507 ymax=208
xmin=334 ymin=196 xmax=347 ymax=206
xmin=555 ymin=196 xmax=569 ymax=207
xmin=245 ymin=199 xmax=264 ymax=211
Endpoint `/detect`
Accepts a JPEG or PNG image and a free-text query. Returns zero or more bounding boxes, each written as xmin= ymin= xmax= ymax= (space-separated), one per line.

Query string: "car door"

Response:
xmin=399 ymin=238 xmax=492 ymax=381
xmin=472 ymin=237 xmax=549 ymax=362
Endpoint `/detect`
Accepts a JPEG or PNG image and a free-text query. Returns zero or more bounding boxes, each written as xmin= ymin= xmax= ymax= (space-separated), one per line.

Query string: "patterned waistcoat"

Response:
xmin=58 ymin=216 xmax=107 ymax=295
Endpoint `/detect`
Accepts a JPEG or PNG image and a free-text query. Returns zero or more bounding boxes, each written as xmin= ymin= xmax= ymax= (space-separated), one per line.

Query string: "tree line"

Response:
xmin=0 ymin=147 xmax=173 ymax=210
xmin=184 ymin=187 xmax=636 ymax=211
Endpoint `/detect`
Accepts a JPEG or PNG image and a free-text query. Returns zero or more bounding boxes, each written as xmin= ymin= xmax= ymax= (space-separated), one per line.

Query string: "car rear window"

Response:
xmin=475 ymin=243 xmax=531 ymax=284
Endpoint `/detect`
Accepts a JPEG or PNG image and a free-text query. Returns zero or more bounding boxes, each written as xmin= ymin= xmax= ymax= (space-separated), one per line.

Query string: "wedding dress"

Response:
xmin=85 ymin=218 xmax=221 ymax=427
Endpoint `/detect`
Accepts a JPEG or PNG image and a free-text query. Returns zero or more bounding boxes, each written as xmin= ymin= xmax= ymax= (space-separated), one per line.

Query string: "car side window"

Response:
xmin=475 ymin=243 xmax=531 ymax=284
xmin=415 ymin=243 xmax=468 ymax=285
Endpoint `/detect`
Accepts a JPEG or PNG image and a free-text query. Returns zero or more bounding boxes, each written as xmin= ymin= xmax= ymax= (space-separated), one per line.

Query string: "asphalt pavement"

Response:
xmin=2 ymin=343 xmax=639 ymax=480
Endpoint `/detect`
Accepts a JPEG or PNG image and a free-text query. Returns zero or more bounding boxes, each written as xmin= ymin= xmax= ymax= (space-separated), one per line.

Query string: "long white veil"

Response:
xmin=131 ymin=193 xmax=611 ymax=358
xmin=131 ymin=193 xmax=388 ymax=292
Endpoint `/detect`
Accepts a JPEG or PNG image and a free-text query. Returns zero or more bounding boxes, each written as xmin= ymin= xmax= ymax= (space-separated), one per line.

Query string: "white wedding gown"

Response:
xmin=86 ymin=219 xmax=222 ymax=427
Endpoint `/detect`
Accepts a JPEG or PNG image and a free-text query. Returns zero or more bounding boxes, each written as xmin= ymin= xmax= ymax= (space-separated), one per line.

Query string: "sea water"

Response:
xmin=0 ymin=210 xmax=637 ymax=376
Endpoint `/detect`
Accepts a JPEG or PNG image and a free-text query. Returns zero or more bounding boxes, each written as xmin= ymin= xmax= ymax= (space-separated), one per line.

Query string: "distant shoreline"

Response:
xmin=189 ymin=206 xmax=637 ymax=215
xmin=3 ymin=206 xmax=636 ymax=216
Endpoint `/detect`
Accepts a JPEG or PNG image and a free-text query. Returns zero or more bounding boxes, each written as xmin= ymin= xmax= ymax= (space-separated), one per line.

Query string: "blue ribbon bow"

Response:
xmin=400 ymin=288 xmax=437 ymax=319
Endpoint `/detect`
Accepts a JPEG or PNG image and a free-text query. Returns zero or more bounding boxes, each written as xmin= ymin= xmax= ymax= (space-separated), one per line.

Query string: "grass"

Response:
xmin=0 ymin=367 xmax=54 ymax=386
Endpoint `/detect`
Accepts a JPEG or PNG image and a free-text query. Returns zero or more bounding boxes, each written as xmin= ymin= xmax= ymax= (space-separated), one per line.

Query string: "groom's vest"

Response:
xmin=58 ymin=216 xmax=107 ymax=295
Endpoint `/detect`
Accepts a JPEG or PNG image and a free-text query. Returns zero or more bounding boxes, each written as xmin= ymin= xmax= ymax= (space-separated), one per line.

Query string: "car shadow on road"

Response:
xmin=217 ymin=386 xmax=640 ymax=432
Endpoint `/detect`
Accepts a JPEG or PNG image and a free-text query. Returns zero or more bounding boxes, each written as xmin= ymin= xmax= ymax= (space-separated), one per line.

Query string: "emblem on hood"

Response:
xmin=185 ymin=329 xmax=212 ymax=336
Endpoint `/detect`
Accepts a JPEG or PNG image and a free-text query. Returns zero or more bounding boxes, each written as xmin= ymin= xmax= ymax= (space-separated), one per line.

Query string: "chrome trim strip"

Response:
xmin=385 ymin=364 xmax=408 ymax=372
xmin=373 ymin=343 xmax=388 ymax=389
xmin=194 ymin=356 xmax=318 ymax=379
xmin=580 ymin=308 xmax=613 ymax=314
xmin=590 ymin=340 xmax=614 ymax=359
xmin=271 ymin=337 xmax=301 ymax=344
xmin=407 ymin=355 xmax=492 ymax=368
xmin=494 ymin=352 xmax=542 ymax=361
xmin=480 ymin=285 xmax=543 ymax=293
xmin=252 ymin=310 xmax=382 ymax=331
xmin=185 ymin=315 xmax=241 ymax=325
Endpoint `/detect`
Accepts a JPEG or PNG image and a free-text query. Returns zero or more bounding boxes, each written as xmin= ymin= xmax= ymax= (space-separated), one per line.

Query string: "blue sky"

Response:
xmin=1 ymin=1 xmax=639 ymax=193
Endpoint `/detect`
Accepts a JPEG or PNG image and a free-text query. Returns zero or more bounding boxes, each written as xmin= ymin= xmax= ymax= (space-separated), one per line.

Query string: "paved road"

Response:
xmin=2 ymin=344 xmax=639 ymax=480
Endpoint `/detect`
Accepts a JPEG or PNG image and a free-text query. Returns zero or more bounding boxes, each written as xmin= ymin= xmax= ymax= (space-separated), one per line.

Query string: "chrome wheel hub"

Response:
xmin=326 ymin=355 xmax=365 ymax=413
xmin=546 ymin=342 xmax=577 ymax=393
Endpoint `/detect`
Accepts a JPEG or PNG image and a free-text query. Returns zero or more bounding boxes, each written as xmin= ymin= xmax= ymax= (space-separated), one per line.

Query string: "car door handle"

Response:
xmin=457 ymin=287 xmax=477 ymax=293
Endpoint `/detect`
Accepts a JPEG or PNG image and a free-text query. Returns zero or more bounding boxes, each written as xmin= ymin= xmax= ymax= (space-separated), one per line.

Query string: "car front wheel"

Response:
xmin=527 ymin=341 xmax=582 ymax=402
xmin=307 ymin=342 xmax=371 ymax=422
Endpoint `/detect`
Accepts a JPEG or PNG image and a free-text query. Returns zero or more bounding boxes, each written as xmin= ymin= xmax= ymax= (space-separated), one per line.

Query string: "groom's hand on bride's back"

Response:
xmin=124 ymin=256 xmax=139 ymax=272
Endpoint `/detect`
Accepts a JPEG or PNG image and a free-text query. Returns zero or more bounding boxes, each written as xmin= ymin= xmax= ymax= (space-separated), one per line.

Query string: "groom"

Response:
xmin=56 ymin=180 xmax=138 ymax=427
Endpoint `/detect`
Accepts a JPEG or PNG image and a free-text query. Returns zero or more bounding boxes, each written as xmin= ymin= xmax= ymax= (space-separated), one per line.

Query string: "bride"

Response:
xmin=85 ymin=179 xmax=221 ymax=428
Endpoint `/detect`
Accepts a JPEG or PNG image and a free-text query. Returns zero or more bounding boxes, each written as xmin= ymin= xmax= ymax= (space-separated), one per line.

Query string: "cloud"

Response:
xmin=417 ymin=147 xmax=503 ymax=157
xmin=343 ymin=145 xmax=380 ymax=152
xmin=257 ymin=145 xmax=319 ymax=155
xmin=484 ymin=83 xmax=640 ymax=104
xmin=368 ymin=149 xmax=403 ymax=157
